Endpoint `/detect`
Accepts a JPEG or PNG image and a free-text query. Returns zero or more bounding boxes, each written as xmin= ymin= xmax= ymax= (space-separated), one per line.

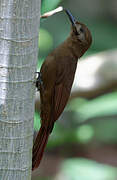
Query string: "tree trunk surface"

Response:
xmin=0 ymin=0 xmax=41 ymax=179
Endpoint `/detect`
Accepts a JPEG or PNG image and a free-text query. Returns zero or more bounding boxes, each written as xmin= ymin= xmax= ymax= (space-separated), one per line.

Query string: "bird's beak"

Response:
xmin=64 ymin=9 xmax=77 ymax=27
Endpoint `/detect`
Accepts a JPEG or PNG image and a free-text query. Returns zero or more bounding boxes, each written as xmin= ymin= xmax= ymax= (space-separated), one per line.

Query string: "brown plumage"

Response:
xmin=32 ymin=9 xmax=92 ymax=171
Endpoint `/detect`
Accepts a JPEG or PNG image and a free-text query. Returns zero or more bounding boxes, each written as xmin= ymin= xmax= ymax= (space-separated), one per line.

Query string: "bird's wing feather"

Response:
xmin=53 ymin=83 xmax=70 ymax=121
xmin=53 ymin=59 xmax=77 ymax=122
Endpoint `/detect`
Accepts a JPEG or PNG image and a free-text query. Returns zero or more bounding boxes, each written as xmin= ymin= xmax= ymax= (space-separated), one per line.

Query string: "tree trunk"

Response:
xmin=0 ymin=0 xmax=41 ymax=179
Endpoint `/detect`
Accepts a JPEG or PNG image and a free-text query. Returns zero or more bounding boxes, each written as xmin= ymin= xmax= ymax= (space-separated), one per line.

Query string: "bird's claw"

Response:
xmin=35 ymin=72 xmax=44 ymax=91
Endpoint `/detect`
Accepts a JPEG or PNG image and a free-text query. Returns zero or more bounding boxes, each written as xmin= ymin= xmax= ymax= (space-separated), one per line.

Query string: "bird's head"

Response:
xmin=65 ymin=9 xmax=92 ymax=54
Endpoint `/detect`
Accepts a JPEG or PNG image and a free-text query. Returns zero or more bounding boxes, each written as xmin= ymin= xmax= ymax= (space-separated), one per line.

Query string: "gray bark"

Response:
xmin=0 ymin=0 xmax=41 ymax=179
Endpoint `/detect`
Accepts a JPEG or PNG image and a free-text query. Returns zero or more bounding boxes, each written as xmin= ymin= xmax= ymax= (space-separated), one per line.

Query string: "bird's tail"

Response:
xmin=32 ymin=126 xmax=49 ymax=171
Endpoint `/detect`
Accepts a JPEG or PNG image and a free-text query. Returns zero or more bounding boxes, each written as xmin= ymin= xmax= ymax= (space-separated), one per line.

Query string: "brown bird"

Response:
xmin=32 ymin=9 xmax=92 ymax=170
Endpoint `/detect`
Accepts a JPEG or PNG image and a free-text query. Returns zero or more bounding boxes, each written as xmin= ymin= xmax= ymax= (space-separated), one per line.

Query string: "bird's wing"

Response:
xmin=53 ymin=83 xmax=70 ymax=121
xmin=53 ymin=59 xmax=77 ymax=122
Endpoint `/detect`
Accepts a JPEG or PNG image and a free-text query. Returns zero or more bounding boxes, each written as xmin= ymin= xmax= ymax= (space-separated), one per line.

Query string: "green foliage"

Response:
xmin=41 ymin=0 xmax=62 ymax=14
xmin=34 ymin=112 xmax=41 ymax=131
xmin=47 ymin=124 xmax=77 ymax=148
xmin=37 ymin=57 xmax=44 ymax=70
xmin=74 ymin=92 xmax=117 ymax=122
xmin=67 ymin=97 xmax=88 ymax=111
xmin=59 ymin=158 xmax=117 ymax=180
xmin=90 ymin=20 xmax=117 ymax=53
xmin=44 ymin=122 xmax=94 ymax=148
xmin=93 ymin=118 xmax=117 ymax=143
xmin=76 ymin=124 xmax=94 ymax=143
xmin=39 ymin=28 xmax=53 ymax=52
xmin=66 ymin=92 xmax=117 ymax=144
xmin=38 ymin=0 xmax=62 ymax=63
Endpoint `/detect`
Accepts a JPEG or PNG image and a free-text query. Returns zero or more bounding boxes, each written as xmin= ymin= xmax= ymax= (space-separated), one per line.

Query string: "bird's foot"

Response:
xmin=35 ymin=72 xmax=43 ymax=91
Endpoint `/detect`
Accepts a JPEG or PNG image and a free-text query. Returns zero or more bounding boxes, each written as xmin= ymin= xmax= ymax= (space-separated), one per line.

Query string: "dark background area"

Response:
xmin=32 ymin=0 xmax=117 ymax=179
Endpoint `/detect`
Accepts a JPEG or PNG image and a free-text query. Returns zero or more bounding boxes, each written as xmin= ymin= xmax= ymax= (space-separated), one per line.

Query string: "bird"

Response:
xmin=32 ymin=9 xmax=92 ymax=171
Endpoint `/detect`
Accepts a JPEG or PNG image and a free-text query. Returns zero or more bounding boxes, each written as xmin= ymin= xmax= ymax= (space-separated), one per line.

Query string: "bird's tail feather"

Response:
xmin=32 ymin=126 xmax=49 ymax=171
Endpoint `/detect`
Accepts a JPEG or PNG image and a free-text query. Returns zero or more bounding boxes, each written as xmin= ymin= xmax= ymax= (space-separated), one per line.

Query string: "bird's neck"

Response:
xmin=65 ymin=35 xmax=86 ymax=59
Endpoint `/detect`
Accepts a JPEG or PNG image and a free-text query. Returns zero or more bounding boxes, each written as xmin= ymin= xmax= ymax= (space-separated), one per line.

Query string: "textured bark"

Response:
xmin=0 ymin=0 xmax=41 ymax=179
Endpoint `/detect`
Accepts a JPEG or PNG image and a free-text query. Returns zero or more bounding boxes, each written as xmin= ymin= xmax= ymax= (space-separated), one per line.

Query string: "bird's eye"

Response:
xmin=80 ymin=27 xmax=84 ymax=33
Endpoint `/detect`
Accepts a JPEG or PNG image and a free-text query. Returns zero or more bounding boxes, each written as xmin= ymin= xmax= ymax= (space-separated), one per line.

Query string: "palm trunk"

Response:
xmin=0 ymin=0 xmax=41 ymax=179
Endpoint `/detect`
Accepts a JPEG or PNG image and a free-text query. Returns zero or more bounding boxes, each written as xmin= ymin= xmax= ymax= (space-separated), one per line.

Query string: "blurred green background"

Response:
xmin=32 ymin=0 xmax=117 ymax=179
